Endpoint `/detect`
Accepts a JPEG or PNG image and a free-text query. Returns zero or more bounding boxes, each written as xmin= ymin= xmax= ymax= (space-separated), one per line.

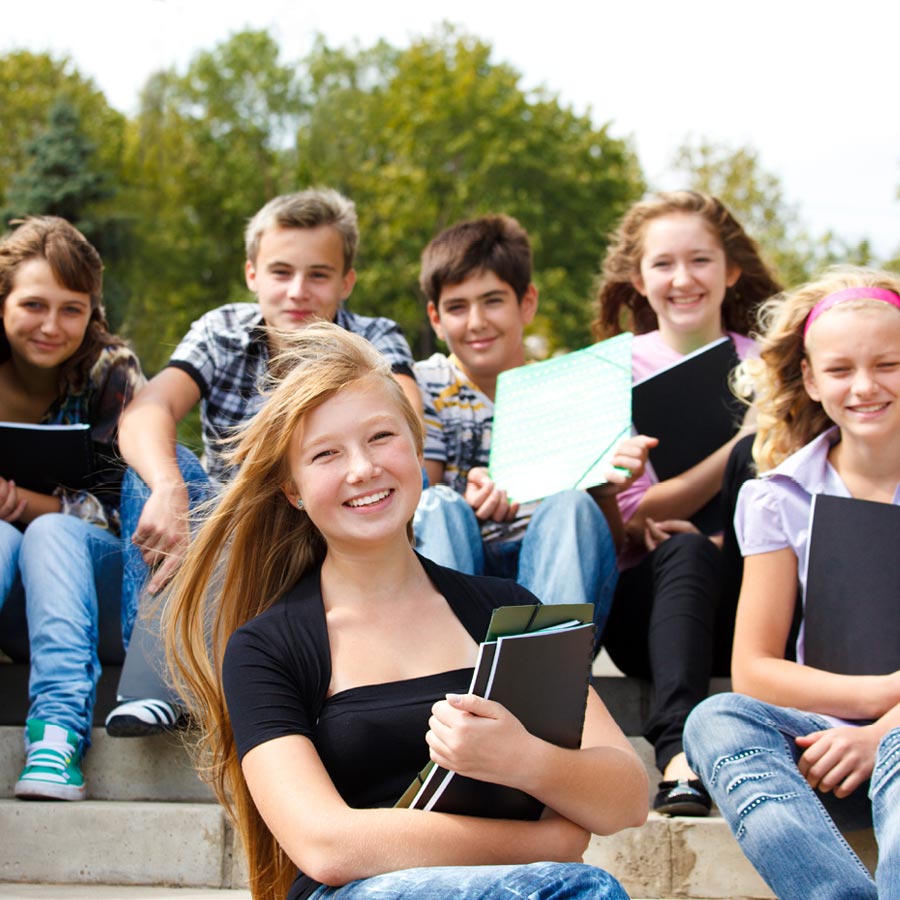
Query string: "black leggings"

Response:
xmin=602 ymin=435 xmax=754 ymax=773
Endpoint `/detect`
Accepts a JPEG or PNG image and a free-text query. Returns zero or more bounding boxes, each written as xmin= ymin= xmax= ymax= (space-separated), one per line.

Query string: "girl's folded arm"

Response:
xmin=509 ymin=688 xmax=649 ymax=835
xmin=733 ymin=548 xmax=900 ymax=721
xmin=241 ymin=734 xmax=589 ymax=888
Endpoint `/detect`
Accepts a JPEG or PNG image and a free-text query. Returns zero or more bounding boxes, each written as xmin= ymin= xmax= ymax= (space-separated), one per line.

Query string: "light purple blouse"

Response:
xmin=736 ymin=426 xmax=900 ymax=671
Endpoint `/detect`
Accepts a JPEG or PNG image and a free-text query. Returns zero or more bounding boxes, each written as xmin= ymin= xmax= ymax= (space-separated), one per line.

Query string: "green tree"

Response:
xmin=672 ymin=139 xmax=809 ymax=284
xmin=672 ymin=139 xmax=880 ymax=286
xmin=296 ymin=28 xmax=644 ymax=353
xmin=2 ymin=96 xmax=131 ymax=325
xmin=0 ymin=51 xmax=125 ymax=203
xmin=121 ymin=30 xmax=304 ymax=370
xmin=4 ymin=100 xmax=111 ymax=225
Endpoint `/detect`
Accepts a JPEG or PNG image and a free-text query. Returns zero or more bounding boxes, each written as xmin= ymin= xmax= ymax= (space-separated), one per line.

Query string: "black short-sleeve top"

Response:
xmin=222 ymin=553 xmax=537 ymax=900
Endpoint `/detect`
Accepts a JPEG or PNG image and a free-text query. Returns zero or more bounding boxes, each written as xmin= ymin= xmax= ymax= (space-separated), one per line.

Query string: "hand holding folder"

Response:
xmin=396 ymin=603 xmax=595 ymax=819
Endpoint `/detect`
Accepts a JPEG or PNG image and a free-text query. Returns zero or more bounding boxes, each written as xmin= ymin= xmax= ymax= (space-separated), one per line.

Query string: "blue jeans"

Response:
xmin=0 ymin=520 xmax=22 ymax=612
xmin=685 ymin=692 xmax=900 ymax=900
xmin=308 ymin=861 xmax=627 ymax=900
xmin=119 ymin=444 xmax=211 ymax=646
xmin=7 ymin=514 xmax=124 ymax=746
xmin=413 ymin=487 xmax=618 ymax=640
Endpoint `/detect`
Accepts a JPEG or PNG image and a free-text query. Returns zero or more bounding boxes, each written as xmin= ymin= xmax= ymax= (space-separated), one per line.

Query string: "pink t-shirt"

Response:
xmin=617 ymin=330 xmax=756 ymax=567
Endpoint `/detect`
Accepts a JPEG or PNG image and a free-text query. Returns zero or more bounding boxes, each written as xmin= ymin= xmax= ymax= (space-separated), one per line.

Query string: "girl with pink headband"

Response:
xmin=685 ymin=267 xmax=900 ymax=899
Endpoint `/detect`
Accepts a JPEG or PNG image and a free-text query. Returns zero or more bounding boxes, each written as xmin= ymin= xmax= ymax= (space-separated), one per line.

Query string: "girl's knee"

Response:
xmin=20 ymin=513 xmax=87 ymax=551
xmin=685 ymin=693 xmax=748 ymax=763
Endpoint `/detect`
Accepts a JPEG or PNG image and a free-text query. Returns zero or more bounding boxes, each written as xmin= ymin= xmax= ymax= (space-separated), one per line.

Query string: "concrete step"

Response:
xmin=0 ymin=665 xmax=877 ymax=900
xmin=0 ymin=797 xmax=878 ymax=899
xmin=0 ymin=728 xmax=212 ymax=803
xmin=0 ymin=888 xmax=249 ymax=899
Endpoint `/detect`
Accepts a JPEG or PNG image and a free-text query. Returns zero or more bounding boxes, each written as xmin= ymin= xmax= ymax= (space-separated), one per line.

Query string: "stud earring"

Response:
xmin=296 ymin=498 xmax=304 ymax=510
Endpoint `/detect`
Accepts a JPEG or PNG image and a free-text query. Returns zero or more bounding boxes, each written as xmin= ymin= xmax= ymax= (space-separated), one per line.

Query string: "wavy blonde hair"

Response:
xmin=738 ymin=267 xmax=900 ymax=472
xmin=592 ymin=190 xmax=782 ymax=339
xmin=163 ymin=322 xmax=424 ymax=900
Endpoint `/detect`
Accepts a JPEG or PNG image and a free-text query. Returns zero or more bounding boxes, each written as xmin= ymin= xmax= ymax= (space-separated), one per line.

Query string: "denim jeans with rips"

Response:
xmin=685 ymin=691 xmax=900 ymax=900
xmin=308 ymin=861 xmax=628 ymax=900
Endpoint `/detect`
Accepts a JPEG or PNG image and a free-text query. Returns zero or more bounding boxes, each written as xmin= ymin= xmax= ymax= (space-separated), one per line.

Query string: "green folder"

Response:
xmin=488 ymin=333 xmax=632 ymax=504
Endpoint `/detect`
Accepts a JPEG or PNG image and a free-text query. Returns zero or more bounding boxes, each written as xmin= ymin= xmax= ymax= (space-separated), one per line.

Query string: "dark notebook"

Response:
xmin=396 ymin=604 xmax=595 ymax=820
xmin=632 ymin=337 xmax=743 ymax=533
xmin=803 ymin=493 xmax=900 ymax=676
xmin=0 ymin=421 xmax=94 ymax=494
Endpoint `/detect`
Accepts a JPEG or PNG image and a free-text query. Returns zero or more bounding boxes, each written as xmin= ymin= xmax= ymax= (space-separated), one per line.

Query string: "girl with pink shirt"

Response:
xmin=592 ymin=190 xmax=781 ymax=815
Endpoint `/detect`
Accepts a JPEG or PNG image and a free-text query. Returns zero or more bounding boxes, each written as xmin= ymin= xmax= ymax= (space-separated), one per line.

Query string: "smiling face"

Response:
xmin=632 ymin=212 xmax=741 ymax=353
xmin=245 ymin=225 xmax=356 ymax=332
xmin=2 ymin=257 xmax=92 ymax=371
xmin=282 ymin=378 xmax=423 ymax=553
xmin=427 ymin=270 xmax=537 ymax=394
xmin=802 ymin=303 xmax=900 ymax=445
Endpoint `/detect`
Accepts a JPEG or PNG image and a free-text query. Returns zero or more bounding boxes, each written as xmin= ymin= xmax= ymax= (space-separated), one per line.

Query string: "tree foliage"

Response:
xmin=120 ymin=30 xmax=303 ymax=370
xmin=0 ymin=51 xmax=125 ymax=202
xmin=4 ymin=100 xmax=111 ymax=225
xmin=296 ymin=28 xmax=645 ymax=354
xmin=672 ymin=139 xmax=878 ymax=287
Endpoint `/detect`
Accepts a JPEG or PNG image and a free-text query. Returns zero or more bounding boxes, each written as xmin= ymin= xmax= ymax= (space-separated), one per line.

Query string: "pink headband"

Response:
xmin=803 ymin=287 xmax=900 ymax=341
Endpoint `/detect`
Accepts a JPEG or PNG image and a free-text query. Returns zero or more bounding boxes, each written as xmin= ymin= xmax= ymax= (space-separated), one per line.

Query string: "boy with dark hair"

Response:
xmin=106 ymin=188 xmax=420 ymax=735
xmin=414 ymin=214 xmax=644 ymax=633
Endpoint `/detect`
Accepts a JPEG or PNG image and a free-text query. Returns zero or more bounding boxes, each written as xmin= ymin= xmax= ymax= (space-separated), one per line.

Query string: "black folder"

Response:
xmin=0 ymin=421 xmax=94 ymax=494
xmin=396 ymin=604 xmax=595 ymax=819
xmin=632 ymin=337 xmax=743 ymax=532
xmin=803 ymin=493 xmax=900 ymax=676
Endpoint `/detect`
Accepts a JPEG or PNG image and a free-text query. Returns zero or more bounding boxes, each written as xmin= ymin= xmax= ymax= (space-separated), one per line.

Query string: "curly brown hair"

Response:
xmin=0 ymin=216 xmax=121 ymax=398
xmin=736 ymin=267 xmax=900 ymax=472
xmin=592 ymin=190 xmax=782 ymax=339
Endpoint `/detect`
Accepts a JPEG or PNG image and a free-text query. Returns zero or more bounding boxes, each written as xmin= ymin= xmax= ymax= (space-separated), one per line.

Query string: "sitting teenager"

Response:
xmin=413 ymin=214 xmax=652 ymax=639
xmin=0 ymin=216 xmax=144 ymax=800
xmin=163 ymin=322 xmax=648 ymax=900
xmin=592 ymin=190 xmax=782 ymax=815
xmin=685 ymin=269 xmax=900 ymax=900
xmin=106 ymin=188 xmax=419 ymax=736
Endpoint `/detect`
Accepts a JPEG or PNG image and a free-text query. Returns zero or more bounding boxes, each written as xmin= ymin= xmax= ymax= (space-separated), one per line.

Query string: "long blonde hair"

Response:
xmin=163 ymin=322 xmax=424 ymax=900
xmin=739 ymin=267 xmax=900 ymax=472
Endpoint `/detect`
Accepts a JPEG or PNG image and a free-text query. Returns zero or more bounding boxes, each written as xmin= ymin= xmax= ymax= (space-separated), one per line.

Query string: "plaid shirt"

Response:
xmin=168 ymin=302 xmax=414 ymax=481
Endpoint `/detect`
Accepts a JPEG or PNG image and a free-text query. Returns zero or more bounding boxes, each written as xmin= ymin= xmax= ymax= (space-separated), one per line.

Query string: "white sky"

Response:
xmin=5 ymin=0 xmax=899 ymax=258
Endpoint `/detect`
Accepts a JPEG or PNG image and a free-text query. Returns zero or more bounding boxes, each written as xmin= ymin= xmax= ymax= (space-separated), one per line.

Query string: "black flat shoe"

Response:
xmin=653 ymin=778 xmax=711 ymax=817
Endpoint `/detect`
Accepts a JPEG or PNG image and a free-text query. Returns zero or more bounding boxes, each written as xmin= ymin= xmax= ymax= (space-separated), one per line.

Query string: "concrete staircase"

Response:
xmin=0 ymin=659 xmax=877 ymax=899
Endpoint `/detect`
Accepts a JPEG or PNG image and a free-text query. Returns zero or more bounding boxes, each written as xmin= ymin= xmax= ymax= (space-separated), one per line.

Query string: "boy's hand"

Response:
xmin=132 ymin=482 xmax=191 ymax=593
xmin=464 ymin=467 xmax=519 ymax=523
xmin=795 ymin=725 xmax=880 ymax=798
xmin=0 ymin=477 xmax=27 ymax=523
xmin=594 ymin=434 xmax=658 ymax=497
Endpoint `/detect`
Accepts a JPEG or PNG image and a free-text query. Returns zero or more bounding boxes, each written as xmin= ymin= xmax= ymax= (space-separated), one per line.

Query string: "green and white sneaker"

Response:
xmin=15 ymin=719 xmax=86 ymax=801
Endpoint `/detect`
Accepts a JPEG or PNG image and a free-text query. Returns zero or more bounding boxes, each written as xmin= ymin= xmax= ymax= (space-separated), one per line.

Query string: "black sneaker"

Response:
xmin=105 ymin=699 xmax=187 ymax=737
xmin=653 ymin=778 xmax=711 ymax=817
